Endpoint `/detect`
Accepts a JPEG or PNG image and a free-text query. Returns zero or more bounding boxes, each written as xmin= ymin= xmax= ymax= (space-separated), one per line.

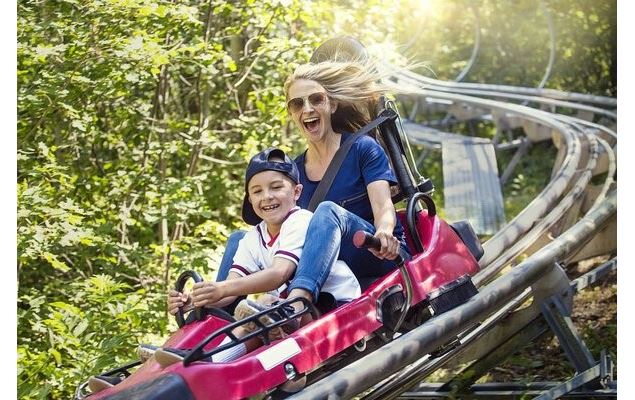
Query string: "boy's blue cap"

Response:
xmin=242 ymin=148 xmax=300 ymax=225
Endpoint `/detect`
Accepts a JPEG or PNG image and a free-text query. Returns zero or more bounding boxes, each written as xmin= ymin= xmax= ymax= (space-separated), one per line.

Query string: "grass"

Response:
xmin=498 ymin=140 xmax=558 ymax=219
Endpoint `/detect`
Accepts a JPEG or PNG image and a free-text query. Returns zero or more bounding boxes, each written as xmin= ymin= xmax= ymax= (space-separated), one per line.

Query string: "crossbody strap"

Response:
xmin=307 ymin=114 xmax=392 ymax=212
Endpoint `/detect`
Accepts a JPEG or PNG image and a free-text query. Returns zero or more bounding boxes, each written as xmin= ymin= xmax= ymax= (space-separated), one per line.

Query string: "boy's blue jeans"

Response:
xmin=215 ymin=201 xmax=408 ymax=302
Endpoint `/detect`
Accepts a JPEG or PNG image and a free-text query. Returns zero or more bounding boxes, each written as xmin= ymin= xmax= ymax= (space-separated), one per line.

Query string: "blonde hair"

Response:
xmin=284 ymin=60 xmax=389 ymax=134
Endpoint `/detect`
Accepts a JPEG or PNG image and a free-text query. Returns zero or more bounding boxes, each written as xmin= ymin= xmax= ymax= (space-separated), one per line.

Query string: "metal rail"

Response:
xmin=362 ymin=258 xmax=616 ymax=400
xmin=380 ymin=71 xmax=616 ymax=278
xmin=288 ymin=192 xmax=616 ymax=400
xmin=384 ymin=63 xmax=616 ymax=108
xmin=387 ymin=68 xmax=617 ymax=120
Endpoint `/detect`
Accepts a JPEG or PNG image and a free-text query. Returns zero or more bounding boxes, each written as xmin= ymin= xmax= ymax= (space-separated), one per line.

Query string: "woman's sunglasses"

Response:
xmin=287 ymin=92 xmax=328 ymax=114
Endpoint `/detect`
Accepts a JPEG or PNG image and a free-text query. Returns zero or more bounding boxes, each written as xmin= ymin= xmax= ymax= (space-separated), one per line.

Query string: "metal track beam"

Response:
xmin=288 ymin=192 xmax=616 ymax=400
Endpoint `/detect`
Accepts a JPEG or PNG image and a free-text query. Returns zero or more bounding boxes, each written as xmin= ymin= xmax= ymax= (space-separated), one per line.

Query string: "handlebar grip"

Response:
xmin=353 ymin=230 xmax=381 ymax=251
xmin=174 ymin=270 xmax=204 ymax=328
xmin=175 ymin=270 xmax=203 ymax=291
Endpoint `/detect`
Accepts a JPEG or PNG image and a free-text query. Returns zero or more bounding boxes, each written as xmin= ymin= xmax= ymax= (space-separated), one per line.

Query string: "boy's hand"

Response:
xmin=191 ymin=281 xmax=227 ymax=308
xmin=167 ymin=290 xmax=191 ymax=315
xmin=369 ymin=229 xmax=400 ymax=260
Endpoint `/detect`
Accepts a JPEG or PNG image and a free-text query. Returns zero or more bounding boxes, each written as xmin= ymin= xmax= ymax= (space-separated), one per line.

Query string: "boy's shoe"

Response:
xmin=137 ymin=343 xmax=159 ymax=362
xmin=234 ymin=295 xmax=300 ymax=341
xmin=88 ymin=375 xmax=123 ymax=393
xmin=154 ymin=347 xmax=187 ymax=367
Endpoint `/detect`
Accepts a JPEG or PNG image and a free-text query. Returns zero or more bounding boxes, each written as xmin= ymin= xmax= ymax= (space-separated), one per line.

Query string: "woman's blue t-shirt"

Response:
xmin=294 ymin=133 xmax=405 ymax=240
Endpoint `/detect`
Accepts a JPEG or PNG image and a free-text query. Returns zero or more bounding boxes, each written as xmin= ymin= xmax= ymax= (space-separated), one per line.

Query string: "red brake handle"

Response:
xmin=353 ymin=230 xmax=381 ymax=250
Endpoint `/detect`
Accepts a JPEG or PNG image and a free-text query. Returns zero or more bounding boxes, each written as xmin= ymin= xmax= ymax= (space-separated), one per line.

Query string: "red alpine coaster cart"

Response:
xmin=74 ymin=39 xmax=484 ymax=400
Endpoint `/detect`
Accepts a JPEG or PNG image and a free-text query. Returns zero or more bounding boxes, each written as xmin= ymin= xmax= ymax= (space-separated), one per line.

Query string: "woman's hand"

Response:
xmin=369 ymin=228 xmax=400 ymax=260
xmin=191 ymin=281 xmax=227 ymax=308
xmin=167 ymin=290 xmax=191 ymax=316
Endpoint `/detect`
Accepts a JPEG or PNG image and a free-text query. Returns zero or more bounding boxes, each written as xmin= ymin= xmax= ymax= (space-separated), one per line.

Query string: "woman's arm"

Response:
xmin=367 ymin=180 xmax=400 ymax=260
xmin=191 ymin=258 xmax=297 ymax=308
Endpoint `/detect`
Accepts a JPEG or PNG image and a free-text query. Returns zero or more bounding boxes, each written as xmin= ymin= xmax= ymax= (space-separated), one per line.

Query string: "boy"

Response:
xmin=89 ymin=147 xmax=360 ymax=394
xmin=162 ymin=147 xmax=360 ymax=363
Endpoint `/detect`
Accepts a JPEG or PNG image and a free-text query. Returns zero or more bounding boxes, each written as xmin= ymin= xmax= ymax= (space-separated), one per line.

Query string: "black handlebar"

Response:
xmin=174 ymin=270 xmax=204 ymax=328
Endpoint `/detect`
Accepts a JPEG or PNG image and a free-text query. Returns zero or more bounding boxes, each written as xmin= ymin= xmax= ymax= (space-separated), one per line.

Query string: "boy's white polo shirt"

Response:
xmin=230 ymin=207 xmax=360 ymax=302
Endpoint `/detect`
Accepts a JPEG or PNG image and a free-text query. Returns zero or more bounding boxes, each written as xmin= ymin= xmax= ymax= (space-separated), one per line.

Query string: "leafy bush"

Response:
xmin=18 ymin=275 xmax=164 ymax=399
xmin=17 ymin=0 xmax=323 ymax=397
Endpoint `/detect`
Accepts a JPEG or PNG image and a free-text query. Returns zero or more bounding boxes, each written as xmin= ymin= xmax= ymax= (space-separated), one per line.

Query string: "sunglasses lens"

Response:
xmin=287 ymin=98 xmax=304 ymax=113
xmin=308 ymin=93 xmax=326 ymax=106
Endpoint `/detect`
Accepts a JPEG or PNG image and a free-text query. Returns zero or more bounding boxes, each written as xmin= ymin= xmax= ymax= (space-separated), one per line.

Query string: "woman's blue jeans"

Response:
xmin=216 ymin=202 xmax=407 ymax=303
xmin=287 ymin=201 xmax=408 ymax=301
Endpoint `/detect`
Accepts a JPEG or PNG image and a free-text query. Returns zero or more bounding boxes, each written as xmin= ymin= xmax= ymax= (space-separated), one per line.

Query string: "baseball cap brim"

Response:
xmin=241 ymin=194 xmax=262 ymax=226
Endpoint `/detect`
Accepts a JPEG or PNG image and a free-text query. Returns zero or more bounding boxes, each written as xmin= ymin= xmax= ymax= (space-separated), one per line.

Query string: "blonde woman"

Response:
xmin=280 ymin=59 xmax=408 ymax=310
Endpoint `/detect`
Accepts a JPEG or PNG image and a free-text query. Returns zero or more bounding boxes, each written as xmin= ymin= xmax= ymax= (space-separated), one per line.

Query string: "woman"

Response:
xmin=281 ymin=59 xmax=408 ymax=307
xmin=169 ymin=59 xmax=409 ymax=316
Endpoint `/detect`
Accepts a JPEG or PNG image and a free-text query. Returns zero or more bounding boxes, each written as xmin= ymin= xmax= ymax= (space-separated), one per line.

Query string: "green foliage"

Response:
xmin=17 ymin=0 xmax=615 ymax=398
xmin=17 ymin=0 xmax=326 ymax=397
xmin=390 ymin=0 xmax=616 ymax=96
xmin=18 ymin=275 xmax=164 ymax=399
xmin=500 ymin=141 xmax=558 ymax=218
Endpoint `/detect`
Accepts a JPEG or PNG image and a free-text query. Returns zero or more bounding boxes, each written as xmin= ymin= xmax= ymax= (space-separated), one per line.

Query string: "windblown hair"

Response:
xmin=283 ymin=60 xmax=389 ymax=135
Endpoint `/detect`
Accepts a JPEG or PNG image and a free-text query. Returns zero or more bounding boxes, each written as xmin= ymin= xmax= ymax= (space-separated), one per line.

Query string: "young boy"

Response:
xmin=162 ymin=147 xmax=360 ymax=363
xmin=89 ymin=148 xmax=361 ymax=392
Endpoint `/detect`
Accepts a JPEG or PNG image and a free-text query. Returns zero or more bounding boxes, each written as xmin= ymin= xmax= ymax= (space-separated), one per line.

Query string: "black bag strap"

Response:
xmin=307 ymin=114 xmax=392 ymax=212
